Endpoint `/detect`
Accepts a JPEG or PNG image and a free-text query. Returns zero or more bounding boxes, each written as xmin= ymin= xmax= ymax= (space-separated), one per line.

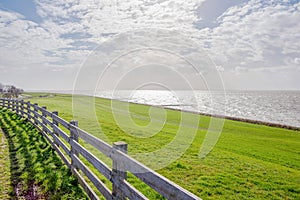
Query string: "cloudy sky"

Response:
xmin=0 ymin=0 xmax=299 ymax=91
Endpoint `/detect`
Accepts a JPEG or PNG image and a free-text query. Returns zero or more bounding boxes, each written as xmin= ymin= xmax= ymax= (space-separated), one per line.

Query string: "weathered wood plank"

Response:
xmin=70 ymin=139 xmax=111 ymax=180
xmin=52 ymin=133 xmax=71 ymax=157
xmin=40 ymin=107 xmax=53 ymax=118
xmin=34 ymin=122 xmax=54 ymax=145
xmin=70 ymin=120 xmax=79 ymax=168
xmin=71 ymin=154 xmax=112 ymax=200
xmin=41 ymin=106 xmax=47 ymax=133
xmin=40 ymin=121 xmax=53 ymax=136
xmin=116 ymin=178 xmax=148 ymax=200
xmin=53 ymin=124 xmax=70 ymax=143
xmin=26 ymin=103 xmax=34 ymax=120
xmin=52 ymin=114 xmax=70 ymax=129
xmin=33 ymin=122 xmax=71 ymax=168
xmin=111 ymin=150 xmax=201 ymax=200
xmin=51 ymin=111 xmax=60 ymax=148
xmin=71 ymin=167 xmax=100 ymax=200
xmin=41 ymin=115 xmax=53 ymax=127
xmin=112 ymin=142 xmax=127 ymax=200
xmin=75 ymin=127 xmax=112 ymax=157
xmin=54 ymin=143 xmax=71 ymax=168
xmin=35 ymin=116 xmax=44 ymax=128
xmin=34 ymin=105 xmax=48 ymax=116
xmin=20 ymin=100 xmax=25 ymax=118
xmin=33 ymin=103 xmax=39 ymax=125
xmin=33 ymin=110 xmax=42 ymax=120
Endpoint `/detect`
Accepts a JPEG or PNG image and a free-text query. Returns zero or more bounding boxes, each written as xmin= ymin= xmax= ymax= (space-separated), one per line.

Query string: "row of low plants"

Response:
xmin=0 ymin=108 xmax=87 ymax=199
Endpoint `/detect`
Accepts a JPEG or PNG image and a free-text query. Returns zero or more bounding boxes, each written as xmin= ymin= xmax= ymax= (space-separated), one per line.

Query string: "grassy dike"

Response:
xmin=0 ymin=108 xmax=87 ymax=199
xmin=13 ymin=93 xmax=300 ymax=199
xmin=0 ymin=126 xmax=11 ymax=199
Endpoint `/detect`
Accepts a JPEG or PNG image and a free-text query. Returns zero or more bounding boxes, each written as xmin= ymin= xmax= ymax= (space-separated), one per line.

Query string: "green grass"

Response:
xmin=0 ymin=109 xmax=87 ymax=199
xmin=14 ymin=93 xmax=300 ymax=199
xmin=0 ymin=126 xmax=12 ymax=199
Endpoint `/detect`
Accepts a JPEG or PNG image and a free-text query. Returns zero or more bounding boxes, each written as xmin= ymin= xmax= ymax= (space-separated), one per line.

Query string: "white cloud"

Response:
xmin=0 ymin=0 xmax=299 ymax=90
xmin=35 ymin=0 xmax=206 ymax=35
xmin=216 ymin=65 xmax=224 ymax=72
xmin=197 ymin=0 xmax=300 ymax=73
xmin=0 ymin=9 xmax=90 ymax=71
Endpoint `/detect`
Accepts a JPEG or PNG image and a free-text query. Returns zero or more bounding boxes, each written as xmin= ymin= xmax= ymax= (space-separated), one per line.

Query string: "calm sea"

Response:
xmin=95 ymin=90 xmax=300 ymax=128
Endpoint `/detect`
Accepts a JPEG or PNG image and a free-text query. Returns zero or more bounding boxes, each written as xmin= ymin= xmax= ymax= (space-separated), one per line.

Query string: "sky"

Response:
xmin=0 ymin=0 xmax=299 ymax=91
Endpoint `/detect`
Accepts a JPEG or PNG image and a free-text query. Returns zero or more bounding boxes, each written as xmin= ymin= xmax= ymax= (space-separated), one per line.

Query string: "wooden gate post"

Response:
xmin=112 ymin=141 xmax=128 ymax=200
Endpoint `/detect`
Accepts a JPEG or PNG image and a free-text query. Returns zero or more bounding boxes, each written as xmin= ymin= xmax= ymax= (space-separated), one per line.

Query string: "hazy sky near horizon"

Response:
xmin=0 ymin=0 xmax=299 ymax=91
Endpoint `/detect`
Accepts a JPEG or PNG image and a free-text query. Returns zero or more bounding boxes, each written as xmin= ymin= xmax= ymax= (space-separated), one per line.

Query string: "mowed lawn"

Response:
xmin=27 ymin=93 xmax=300 ymax=199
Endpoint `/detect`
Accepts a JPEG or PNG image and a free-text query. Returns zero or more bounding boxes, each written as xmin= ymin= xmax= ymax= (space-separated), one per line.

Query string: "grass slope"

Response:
xmin=0 ymin=109 xmax=87 ymax=199
xmin=0 ymin=127 xmax=11 ymax=199
xmin=24 ymin=93 xmax=300 ymax=199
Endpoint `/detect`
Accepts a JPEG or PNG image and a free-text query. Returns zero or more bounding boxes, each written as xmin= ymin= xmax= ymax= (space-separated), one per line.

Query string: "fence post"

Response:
xmin=20 ymin=100 xmax=24 ymax=118
xmin=33 ymin=103 xmax=38 ymax=125
xmin=16 ymin=100 xmax=19 ymax=115
xmin=12 ymin=100 xmax=14 ymax=111
xmin=11 ymin=100 xmax=15 ymax=111
xmin=41 ymin=106 xmax=47 ymax=132
xmin=26 ymin=101 xmax=30 ymax=120
xmin=52 ymin=111 xmax=59 ymax=147
xmin=13 ymin=100 xmax=16 ymax=112
xmin=10 ymin=99 xmax=12 ymax=111
xmin=10 ymin=99 xmax=12 ymax=109
xmin=15 ymin=100 xmax=17 ymax=112
xmin=70 ymin=120 xmax=79 ymax=170
xmin=112 ymin=141 xmax=128 ymax=200
xmin=15 ymin=100 xmax=18 ymax=113
xmin=12 ymin=99 xmax=15 ymax=112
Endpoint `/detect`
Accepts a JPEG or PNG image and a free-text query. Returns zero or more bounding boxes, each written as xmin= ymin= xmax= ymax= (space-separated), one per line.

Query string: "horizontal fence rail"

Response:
xmin=0 ymin=98 xmax=200 ymax=200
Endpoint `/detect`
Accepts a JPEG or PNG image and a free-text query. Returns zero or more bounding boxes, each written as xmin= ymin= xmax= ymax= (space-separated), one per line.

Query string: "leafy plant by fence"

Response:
xmin=0 ymin=98 xmax=200 ymax=200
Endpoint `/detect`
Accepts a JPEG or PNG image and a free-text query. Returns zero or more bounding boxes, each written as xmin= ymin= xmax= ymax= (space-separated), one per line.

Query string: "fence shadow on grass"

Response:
xmin=0 ymin=109 xmax=87 ymax=199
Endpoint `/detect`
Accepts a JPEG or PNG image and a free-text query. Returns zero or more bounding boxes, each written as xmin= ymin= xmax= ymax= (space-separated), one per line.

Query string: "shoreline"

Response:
xmin=25 ymin=92 xmax=300 ymax=131
xmin=96 ymin=96 xmax=300 ymax=131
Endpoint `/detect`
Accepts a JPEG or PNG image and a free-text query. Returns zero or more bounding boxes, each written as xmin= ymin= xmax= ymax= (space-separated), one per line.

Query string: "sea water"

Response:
xmin=96 ymin=90 xmax=300 ymax=128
